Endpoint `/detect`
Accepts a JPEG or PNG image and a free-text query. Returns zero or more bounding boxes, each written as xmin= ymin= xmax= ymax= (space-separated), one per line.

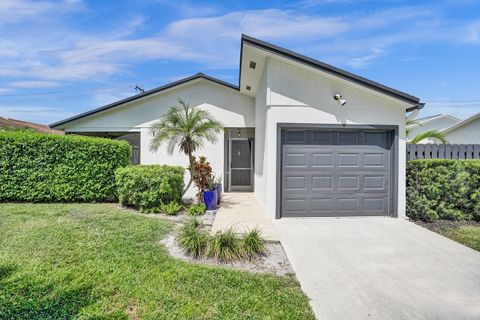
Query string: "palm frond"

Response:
xmin=409 ymin=130 xmax=448 ymax=144
xmin=405 ymin=119 xmax=422 ymax=139
xmin=150 ymin=99 xmax=224 ymax=155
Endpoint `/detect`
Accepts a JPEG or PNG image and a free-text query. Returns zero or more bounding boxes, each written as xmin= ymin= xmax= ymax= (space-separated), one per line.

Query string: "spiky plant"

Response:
xmin=177 ymin=221 xmax=208 ymax=258
xmin=159 ymin=201 xmax=183 ymax=215
xmin=240 ymin=228 xmax=266 ymax=259
xmin=208 ymin=228 xmax=240 ymax=262
xmin=150 ymin=99 xmax=223 ymax=196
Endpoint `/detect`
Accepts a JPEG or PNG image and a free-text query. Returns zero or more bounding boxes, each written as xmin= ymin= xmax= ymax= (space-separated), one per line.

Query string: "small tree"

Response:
xmin=150 ymin=99 xmax=223 ymax=196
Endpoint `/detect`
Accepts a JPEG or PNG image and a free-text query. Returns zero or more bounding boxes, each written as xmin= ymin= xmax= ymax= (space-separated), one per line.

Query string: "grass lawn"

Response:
xmin=0 ymin=203 xmax=314 ymax=319
xmin=438 ymin=226 xmax=480 ymax=252
xmin=418 ymin=220 xmax=480 ymax=252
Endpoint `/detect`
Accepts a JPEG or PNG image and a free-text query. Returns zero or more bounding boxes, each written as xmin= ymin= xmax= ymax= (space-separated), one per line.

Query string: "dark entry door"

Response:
xmin=230 ymin=139 xmax=253 ymax=191
xmin=281 ymin=129 xmax=393 ymax=217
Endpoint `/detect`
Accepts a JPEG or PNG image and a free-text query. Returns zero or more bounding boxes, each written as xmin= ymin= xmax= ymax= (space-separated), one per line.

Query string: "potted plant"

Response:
xmin=192 ymin=156 xmax=217 ymax=211
xmin=214 ymin=175 xmax=222 ymax=205
xmin=203 ymin=176 xmax=217 ymax=211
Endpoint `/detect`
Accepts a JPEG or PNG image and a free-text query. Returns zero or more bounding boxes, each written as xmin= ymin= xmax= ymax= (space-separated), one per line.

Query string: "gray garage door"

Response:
xmin=280 ymin=129 xmax=394 ymax=217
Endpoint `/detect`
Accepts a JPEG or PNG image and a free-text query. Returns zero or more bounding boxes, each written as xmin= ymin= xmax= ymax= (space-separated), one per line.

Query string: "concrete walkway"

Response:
xmin=275 ymin=217 xmax=480 ymax=320
xmin=211 ymin=192 xmax=279 ymax=241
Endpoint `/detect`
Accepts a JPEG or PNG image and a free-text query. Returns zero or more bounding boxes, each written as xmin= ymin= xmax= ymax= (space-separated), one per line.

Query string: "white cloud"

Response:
xmin=462 ymin=21 xmax=480 ymax=44
xmin=0 ymin=2 xmax=479 ymax=86
xmin=0 ymin=105 xmax=75 ymax=124
xmin=9 ymin=80 xmax=61 ymax=88
xmin=0 ymin=0 xmax=82 ymax=25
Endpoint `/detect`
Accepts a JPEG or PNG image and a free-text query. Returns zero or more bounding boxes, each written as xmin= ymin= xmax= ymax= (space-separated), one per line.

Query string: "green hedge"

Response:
xmin=406 ymin=159 xmax=480 ymax=222
xmin=0 ymin=131 xmax=131 ymax=202
xmin=115 ymin=165 xmax=184 ymax=213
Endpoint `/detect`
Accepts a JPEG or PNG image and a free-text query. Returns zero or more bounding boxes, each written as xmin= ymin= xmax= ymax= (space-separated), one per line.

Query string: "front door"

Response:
xmin=229 ymin=139 xmax=253 ymax=191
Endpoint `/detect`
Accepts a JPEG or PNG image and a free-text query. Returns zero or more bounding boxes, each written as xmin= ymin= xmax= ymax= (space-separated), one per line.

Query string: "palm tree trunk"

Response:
xmin=182 ymin=152 xmax=195 ymax=196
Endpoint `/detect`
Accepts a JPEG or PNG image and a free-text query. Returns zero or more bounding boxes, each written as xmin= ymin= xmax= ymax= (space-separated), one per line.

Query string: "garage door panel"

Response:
xmin=363 ymin=175 xmax=388 ymax=191
xmin=284 ymin=176 xmax=307 ymax=191
xmin=312 ymin=176 xmax=333 ymax=190
xmin=338 ymin=153 xmax=360 ymax=167
xmin=364 ymin=153 xmax=385 ymax=167
xmin=363 ymin=198 xmax=386 ymax=211
xmin=312 ymin=131 xmax=334 ymax=144
xmin=284 ymin=153 xmax=308 ymax=167
xmin=312 ymin=153 xmax=334 ymax=167
xmin=312 ymin=198 xmax=334 ymax=211
xmin=339 ymin=131 xmax=359 ymax=145
xmin=337 ymin=198 xmax=359 ymax=211
xmin=281 ymin=128 xmax=393 ymax=217
xmin=338 ymin=176 xmax=360 ymax=191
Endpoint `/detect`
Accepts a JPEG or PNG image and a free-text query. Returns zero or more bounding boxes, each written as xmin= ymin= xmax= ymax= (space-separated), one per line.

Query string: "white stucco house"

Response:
xmin=407 ymin=114 xmax=460 ymax=144
xmin=51 ymin=35 xmax=424 ymax=219
xmin=440 ymin=112 xmax=480 ymax=144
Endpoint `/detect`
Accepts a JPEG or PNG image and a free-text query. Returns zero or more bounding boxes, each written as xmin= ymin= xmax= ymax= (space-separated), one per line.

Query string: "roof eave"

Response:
xmin=241 ymin=34 xmax=421 ymax=107
xmin=50 ymin=73 xmax=239 ymax=128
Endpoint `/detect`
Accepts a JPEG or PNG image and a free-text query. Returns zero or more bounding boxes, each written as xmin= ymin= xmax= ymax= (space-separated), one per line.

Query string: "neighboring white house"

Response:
xmin=440 ymin=112 xmax=480 ymax=144
xmin=50 ymin=35 xmax=424 ymax=219
xmin=407 ymin=114 xmax=460 ymax=144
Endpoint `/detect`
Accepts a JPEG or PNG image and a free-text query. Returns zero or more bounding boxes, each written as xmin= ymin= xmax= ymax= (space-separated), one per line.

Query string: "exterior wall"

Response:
xmin=410 ymin=115 xmax=460 ymax=144
xmin=257 ymin=58 xmax=408 ymax=219
xmin=254 ymin=68 xmax=268 ymax=210
xmin=62 ymin=79 xmax=255 ymax=198
xmin=444 ymin=117 xmax=480 ymax=144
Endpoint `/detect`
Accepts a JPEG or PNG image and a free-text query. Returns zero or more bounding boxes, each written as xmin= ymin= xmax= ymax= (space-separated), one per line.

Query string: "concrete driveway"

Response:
xmin=274 ymin=217 xmax=480 ymax=320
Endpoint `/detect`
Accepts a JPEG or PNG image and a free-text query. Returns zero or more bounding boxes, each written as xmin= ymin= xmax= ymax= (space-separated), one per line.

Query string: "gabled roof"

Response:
xmin=240 ymin=34 xmax=423 ymax=109
xmin=50 ymin=73 xmax=238 ymax=128
xmin=441 ymin=112 xmax=480 ymax=134
xmin=407 ymin=114 xmax=461 ymax=128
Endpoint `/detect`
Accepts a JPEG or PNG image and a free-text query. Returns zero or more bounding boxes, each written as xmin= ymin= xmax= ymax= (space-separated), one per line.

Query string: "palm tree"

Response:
xmin=150 ymin=99 xmax=223 ymax=196
xmin=406 ymin=119 xmax=447 ymax=144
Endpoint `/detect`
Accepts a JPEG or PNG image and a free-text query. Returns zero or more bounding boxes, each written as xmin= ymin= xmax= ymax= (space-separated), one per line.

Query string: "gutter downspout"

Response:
xmin=406 ymin=102 xmax=424 ymax=121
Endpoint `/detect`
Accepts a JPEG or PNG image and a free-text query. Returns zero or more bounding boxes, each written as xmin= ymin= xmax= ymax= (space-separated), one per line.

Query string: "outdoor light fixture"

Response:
xmin=333 ymin=93 xmax=347 ymax=106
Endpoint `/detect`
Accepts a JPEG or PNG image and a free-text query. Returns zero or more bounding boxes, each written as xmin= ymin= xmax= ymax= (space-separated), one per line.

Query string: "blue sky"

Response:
xmin=0 ymin=0 xmax=479 ymax=125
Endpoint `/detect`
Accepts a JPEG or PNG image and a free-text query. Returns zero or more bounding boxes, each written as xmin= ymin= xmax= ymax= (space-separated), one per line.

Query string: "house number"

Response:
xmin=237 ymin=151 xmax=241 ymax=156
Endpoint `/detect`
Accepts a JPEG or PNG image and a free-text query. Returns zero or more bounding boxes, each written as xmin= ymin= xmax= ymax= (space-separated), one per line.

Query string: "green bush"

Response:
xmin=115 ymin=165 xmax=184 ymax=213
xmin=0 ymin=131 xmax=130 ymax=202
xmin=160 ymin=201 xmax=183 ymax=215
xmin=208 ymin=228 xmax=241 ymax=262
xmin=240 ymin=228 xmax=266 ymax=258
xmin=177 ymin=221 xmax=267 ymax=261
xmin=406 ymin=159 xmax=480 ymax=222
xmin=186 ymin=203 xmax=206 ymax=216
xmin=177 ymin=220 xmax=208 ymax=258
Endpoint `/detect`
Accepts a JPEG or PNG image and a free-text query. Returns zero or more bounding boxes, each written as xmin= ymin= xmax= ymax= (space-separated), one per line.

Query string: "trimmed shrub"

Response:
xmin=406 ymin=159 xmax=480 ymax=222
xmin=115 ymin=165 xmax=184 ymax=213
xmin=0 ymin=131 xmax=130 ymax=202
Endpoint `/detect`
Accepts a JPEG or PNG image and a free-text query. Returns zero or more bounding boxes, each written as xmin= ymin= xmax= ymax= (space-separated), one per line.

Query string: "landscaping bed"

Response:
xmin=0 ymin=203 xmax=313 ymax=319
xmin=416 ymin=220 xmax=480 ymax=252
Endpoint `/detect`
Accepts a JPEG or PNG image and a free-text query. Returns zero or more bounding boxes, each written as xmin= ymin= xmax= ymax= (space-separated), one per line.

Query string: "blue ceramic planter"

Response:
xmin=203 ymin=189 xmax=217 ymax=211
xmin=214 ymin=183 xmax=222 ymax=205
